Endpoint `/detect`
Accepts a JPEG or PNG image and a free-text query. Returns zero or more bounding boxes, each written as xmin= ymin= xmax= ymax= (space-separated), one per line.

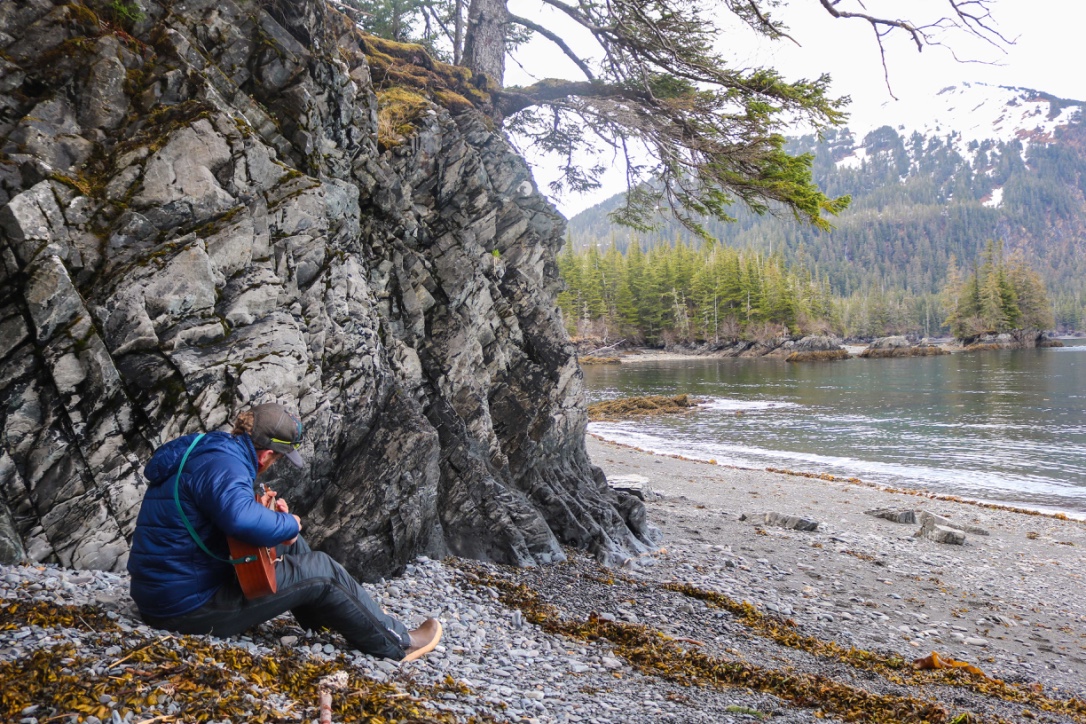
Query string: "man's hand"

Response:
xmin=282 ymin=514 xmax=302 ymax=547
xmin=260 ymin=489 xmax=290 ymax=513
xmin=259 ymin=488 xmax=277 ymax=509
xmin=263 ymin=488 xmax=299 ymax=545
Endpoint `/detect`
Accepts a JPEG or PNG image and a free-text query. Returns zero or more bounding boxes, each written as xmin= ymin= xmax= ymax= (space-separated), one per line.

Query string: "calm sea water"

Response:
xmin=583 ymin=342 xmax=1086 ymax=516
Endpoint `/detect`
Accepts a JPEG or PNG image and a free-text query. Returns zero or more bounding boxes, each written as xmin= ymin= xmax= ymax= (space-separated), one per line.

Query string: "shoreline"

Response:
xmin=587 ymin=435 xmax=1086 ymax=689
xmin=589 ymin=432 xmax=1086 ymax=523
xmin=609 ymin=336 xmax=1079 ymax=363
xmin=610 ymin=345 xmax=950 ymax=364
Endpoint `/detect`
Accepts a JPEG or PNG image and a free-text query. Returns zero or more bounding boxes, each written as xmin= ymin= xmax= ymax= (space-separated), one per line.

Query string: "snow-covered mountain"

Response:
xmin=847 ymin=83 xmax=1082 ymax=157
xmin=833 ymin=83 xmax=1083 ymax=174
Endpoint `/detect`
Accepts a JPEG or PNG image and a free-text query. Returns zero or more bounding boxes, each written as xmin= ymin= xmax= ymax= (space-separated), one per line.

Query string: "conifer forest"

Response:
xmin=562 ymin=117 xmax=1083 ymax=343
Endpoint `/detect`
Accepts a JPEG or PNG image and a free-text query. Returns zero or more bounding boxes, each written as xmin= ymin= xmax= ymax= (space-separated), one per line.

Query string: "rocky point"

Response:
xmin=0 ymin=0 xmax=656 ymax=580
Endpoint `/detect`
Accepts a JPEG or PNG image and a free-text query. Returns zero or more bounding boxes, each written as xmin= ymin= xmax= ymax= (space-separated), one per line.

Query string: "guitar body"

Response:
xmin=227 ymin=493 xmax=278 ymax=599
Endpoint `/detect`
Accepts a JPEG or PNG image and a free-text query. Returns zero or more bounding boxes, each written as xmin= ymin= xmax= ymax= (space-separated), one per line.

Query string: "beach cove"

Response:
xmin=3 ymin=436 xmax=1086 ymax=723
xmin=583 ymin=344 xmax=1086 ymax=516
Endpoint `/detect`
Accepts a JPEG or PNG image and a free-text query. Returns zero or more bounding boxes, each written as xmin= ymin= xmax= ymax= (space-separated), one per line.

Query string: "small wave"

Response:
xmin=701 ymin=397 xmax=800 ymax=413
xmin=588 ymin=425 xmax=1086 ymax=511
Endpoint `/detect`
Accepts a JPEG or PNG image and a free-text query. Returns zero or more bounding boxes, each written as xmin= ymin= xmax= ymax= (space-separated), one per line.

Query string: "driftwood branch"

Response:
xmin=588 ymin=339 xmax=626 ymax=355
xmin=318 ymin=671 xmax=349 ymax=724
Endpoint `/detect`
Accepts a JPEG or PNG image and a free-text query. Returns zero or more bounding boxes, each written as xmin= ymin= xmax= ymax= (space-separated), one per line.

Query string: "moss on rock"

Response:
xmin=375 ymin=87 xmax=429 ymax=149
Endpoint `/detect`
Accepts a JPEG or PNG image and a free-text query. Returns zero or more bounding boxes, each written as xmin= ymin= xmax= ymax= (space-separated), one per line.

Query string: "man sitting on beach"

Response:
xmin=127 ymin=402 xmax=442 ymax=661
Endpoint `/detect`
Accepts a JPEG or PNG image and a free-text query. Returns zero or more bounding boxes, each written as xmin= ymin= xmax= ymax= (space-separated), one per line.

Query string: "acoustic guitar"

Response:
xmin=227 ymin=488 xmax=278 ymax=599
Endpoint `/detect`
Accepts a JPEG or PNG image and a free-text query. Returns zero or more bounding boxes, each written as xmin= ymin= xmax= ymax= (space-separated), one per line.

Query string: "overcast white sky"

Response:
xmin=504 ymin=0 xmax=1083 ymax=216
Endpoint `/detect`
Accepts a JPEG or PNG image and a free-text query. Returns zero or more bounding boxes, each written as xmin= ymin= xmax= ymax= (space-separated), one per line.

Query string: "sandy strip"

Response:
xmin=586 ymin=434 xmax=1086 ymax=697
xmin=614 ymin=350 xmax=703 ymax=363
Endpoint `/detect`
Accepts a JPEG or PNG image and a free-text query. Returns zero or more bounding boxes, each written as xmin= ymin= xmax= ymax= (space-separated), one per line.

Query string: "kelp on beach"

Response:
xmin=0 ymin=601 xmax=485 ymax=724
xmin=455 ymin=558 xmax=1086 ymax=724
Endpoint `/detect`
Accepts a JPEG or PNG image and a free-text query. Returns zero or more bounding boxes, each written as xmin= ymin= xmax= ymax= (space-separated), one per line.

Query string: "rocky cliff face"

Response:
xmin=0 ymin=0 xmax=655 ymax=578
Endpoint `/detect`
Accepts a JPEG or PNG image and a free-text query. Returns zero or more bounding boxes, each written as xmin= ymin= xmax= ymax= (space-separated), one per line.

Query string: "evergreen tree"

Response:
xmin=943 ymin=241 xmax=1053 ymax=339
xmin=1006 ymin=252 xmax=1055 ymax=330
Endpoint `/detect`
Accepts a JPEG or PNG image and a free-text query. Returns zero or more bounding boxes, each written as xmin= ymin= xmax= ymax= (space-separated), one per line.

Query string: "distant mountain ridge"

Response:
xmin=567 ymin=83 xmax=1086 ymax=329
xmin=844 ymin=82 xmax=1082 ymax=163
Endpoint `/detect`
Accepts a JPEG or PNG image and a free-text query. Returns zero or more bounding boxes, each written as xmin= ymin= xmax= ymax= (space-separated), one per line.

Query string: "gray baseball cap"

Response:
xmin=249 ymin=403 xmax=305 ymax=468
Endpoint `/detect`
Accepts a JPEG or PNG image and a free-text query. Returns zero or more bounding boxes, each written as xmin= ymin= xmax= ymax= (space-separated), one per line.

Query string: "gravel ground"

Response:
xmin=2 ymin=436 xmax=1085 ymax=723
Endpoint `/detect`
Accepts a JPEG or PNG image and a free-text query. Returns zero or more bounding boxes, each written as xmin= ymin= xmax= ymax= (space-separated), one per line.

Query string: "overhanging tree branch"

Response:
xmin=338 ymin=0 xmax=1009 ymax=232
xmin=497 ymin=79 xmax=652 ymax=115
xmin=507 ymin=13 xmax=596 ymax=81
xmin=450 ymin=0 xmax=1009 ymax=233
xmin=816 ymin=0 xmax=1013 ymax=98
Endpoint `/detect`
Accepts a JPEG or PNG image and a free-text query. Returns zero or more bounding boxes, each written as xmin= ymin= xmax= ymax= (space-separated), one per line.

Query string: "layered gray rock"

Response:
xmin=963 ymin=330 xmax=1053 ymax=350
xmin=864 ymin=507 xmax=918 ymax=524
xmin=0 ymin=0 xmax=656 ymax=575
xmin=917 ymin=511 xmax=989 ymax=536
xmin=859 ymin=336 xmax=948 ymax=358
xmin=741 ymin=512 xmax=819 ymax=532
xmin=783 ymin=336 xmax=849 ymax=362
xmin=916 ymin=523 xmax=966 ymax=545
xmin=607 ymin=475 xmax=659 ymax=502
xmin=911 ymin=511 xmax=989 ymax=545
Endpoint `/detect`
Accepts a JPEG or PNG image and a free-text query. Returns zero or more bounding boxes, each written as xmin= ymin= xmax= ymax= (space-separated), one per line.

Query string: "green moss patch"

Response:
xmin=327 ymin=13 xmax=490 ymax=115
xmin=375 ymin=87 xmax=429 ymax=150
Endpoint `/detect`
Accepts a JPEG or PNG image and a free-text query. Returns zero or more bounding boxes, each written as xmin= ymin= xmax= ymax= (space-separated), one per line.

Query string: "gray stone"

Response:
xmin=865 ymin=508 xmax=918 ymax=524
xmin=917 ymin=524 xmax=966 ymax=545
xmin=608 ymin=475 xmax=658 ymax=501
xmin=0 ymin=180 xmax=71 ymax=266
xmin=859 ymin=336 xmax=949 ymax=358
xmin=5 ymin=97 xmax=93 ymax=172
xmin=750 ymin=512 xmax=819 ymax=532
xmin=867 ymin=336 xmax=910 ymax=350
xmin=0 ymin=497 xmax=26 ymax=565
xmin=132 ymin=119 xmax=235 ymax=220
xmin=918 ymin=511 xmax=989 ymax=536
xmin=78 ymin=37 xmax=130 ymax=131
xmin=791 ymin=335 xmax=845 ymax=352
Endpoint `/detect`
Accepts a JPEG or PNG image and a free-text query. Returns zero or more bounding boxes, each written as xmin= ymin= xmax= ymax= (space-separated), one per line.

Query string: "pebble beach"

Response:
xmin=3 ymin=436 xmax=1086 ymax=723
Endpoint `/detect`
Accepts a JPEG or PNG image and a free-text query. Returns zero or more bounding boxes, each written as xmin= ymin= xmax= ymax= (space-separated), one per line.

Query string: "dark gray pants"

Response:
xmin=143 ymin=537 xmax=411 ymax=659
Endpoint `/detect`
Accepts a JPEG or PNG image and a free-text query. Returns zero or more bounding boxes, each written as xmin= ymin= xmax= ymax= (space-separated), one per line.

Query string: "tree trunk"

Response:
xmin=463 ymin=0 xmax=508 ymax=87
xmin=454 ymin=0 xmax=464 ymax=65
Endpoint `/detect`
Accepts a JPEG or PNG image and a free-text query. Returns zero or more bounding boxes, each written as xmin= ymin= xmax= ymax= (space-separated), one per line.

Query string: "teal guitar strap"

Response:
xmin=173 ymin=433 xmax=257 ymax=565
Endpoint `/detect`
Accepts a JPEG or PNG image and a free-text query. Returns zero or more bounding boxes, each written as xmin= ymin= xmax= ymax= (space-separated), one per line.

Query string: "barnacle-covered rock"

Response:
xmin=784 ymin=335 xmax=850 ymax=362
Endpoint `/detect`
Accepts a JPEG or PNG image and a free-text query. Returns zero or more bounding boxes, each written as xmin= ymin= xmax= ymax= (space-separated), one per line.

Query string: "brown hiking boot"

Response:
xmin=402 ymin=618 xmax=442 ymax=662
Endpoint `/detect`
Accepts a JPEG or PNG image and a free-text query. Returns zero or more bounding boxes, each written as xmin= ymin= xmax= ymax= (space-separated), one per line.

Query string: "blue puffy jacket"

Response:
xmin=127 ymin=431 xmax=300 ymax=618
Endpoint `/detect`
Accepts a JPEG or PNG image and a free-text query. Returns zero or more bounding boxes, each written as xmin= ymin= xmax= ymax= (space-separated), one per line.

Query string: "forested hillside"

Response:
xmin=567 ymin=85 xmax=1086 ymax=335
xmin=557 ymin=241 xmax=835 ymax=345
